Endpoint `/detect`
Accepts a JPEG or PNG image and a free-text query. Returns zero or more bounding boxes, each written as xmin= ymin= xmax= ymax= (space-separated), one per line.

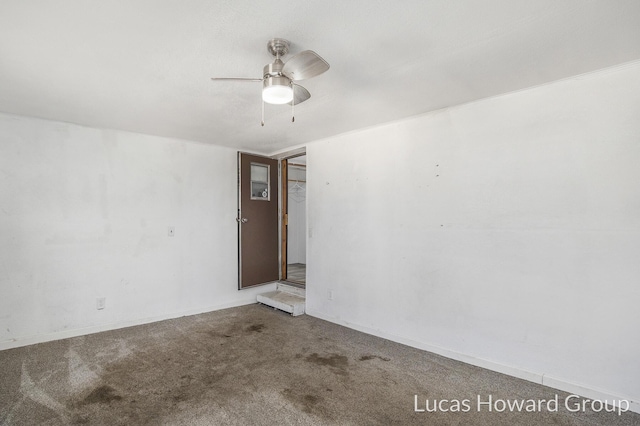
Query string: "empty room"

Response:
xmin=1 ymin=1 xmax=639 ymax=425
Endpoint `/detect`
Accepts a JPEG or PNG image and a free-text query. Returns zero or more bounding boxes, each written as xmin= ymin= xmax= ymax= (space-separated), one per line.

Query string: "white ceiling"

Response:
xmin=1 ymin=1 xmax=640 ymax=154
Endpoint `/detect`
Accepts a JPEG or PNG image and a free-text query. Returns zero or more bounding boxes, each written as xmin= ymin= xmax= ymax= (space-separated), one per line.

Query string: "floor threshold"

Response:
xmin=257 ymin=283 xmax=305 ymax=316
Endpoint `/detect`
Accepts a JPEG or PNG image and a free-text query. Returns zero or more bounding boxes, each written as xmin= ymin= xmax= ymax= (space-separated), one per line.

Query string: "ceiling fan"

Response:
xmin=211 ymin=38 xmax=329 ymax=125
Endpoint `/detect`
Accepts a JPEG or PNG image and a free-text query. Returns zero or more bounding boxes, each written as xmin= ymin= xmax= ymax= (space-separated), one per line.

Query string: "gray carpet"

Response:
xmin=0 ymin=304 xmax=637 ymax=425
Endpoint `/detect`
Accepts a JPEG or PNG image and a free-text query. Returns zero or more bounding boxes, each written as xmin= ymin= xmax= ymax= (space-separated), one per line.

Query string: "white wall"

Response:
xmin=287 ymin=165 xmax=306 ymax=265
xmin=0 ymin=114 xmax=273 ymax=350
xmin=306 ymin=62 xmax=640 ymax=409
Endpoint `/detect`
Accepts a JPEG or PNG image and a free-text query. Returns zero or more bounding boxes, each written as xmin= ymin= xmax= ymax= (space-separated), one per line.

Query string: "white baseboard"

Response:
xmin=306 ymin=309 xmax=639 ymax=414
xmin=0 ymin=296 xmax=262 ymax=351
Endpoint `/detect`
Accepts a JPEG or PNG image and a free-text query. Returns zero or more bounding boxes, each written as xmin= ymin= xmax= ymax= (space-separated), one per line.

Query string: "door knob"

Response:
xmin=239 ymin=218 xmax=248 ymax=223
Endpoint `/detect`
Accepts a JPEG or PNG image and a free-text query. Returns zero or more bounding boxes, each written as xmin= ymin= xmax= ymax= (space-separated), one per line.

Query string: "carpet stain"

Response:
xmin=359 ymin=354 xmax=390 ymax=362
xmin=81 ymin=385 xmax=122 ymax=405
xmin=282 ymin=388 xmax=325 ymax=415
xmin=305 ymin=353 xmax=349 ymax=376
xmin=302 ymin=394 xmax=320 ymax=409
xmin=206 ymin=322 xmax=265 ymax=339
xmin=246 ymin=323 xmax=265 ymax=333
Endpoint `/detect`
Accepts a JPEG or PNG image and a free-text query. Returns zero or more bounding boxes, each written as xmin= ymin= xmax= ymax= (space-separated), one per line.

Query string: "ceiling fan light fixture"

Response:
xmin=262 ymin=76 xmax=293 ymax=104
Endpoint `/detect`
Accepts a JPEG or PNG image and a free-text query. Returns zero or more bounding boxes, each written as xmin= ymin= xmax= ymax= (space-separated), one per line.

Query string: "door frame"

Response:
xmin=280 ymin=157 xmax=288 ymax=281
xmin=236 ymin=148 xmax=307 ymax=289
xmin=278 ymin=150 xmax=307 ymax=287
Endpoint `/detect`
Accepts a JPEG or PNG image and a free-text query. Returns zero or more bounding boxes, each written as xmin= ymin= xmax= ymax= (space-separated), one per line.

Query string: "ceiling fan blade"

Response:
xmin=291 ymin=84 xmax=311 ymax=105
xmin=210 ymin=77 xmax=262 ymax=82
xmin=282 ymin=50 xmax=329 ymax=81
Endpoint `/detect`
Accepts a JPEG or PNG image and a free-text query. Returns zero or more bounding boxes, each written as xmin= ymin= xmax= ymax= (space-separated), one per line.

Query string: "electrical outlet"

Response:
xmin=168 ymin=226 xmax=175 ymax=237
xmin=96 ymin=297 xmax=106 ymax=310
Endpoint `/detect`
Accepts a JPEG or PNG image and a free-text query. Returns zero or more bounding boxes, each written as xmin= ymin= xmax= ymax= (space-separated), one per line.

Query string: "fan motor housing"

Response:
xmin=263 ymin=57 xmax=291 ymax=98
xmin=263 ymin=75 xmax=292 ymax=92
xmin=263 ymin=59 xmax=285 ymax=78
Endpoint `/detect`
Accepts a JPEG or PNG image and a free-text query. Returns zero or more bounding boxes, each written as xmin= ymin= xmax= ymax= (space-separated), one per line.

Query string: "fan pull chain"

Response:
xmin=291 ymin=85 xmax=295 ymax=123
xmin=261 ymin=98 xmax=265 ymax=126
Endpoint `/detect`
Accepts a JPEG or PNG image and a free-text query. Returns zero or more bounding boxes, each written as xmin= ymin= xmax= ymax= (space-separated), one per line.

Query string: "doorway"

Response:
xmin=281 ymin=154 xmax=307 ymax=286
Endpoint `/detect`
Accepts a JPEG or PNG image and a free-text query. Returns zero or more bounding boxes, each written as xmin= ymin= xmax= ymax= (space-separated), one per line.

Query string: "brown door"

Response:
xmin=238 ymin=152 xmax=279 ymax=288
